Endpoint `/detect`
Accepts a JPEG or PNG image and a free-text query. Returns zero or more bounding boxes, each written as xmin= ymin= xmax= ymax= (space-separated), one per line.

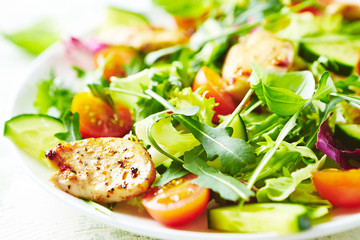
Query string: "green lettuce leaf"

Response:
xmin=110 ymin=69 xmax=150 ymax=109
xmin=34 ymin=76 xmax=74 ymax=118
xmin=152 ymin=0 xmax=215 ymax=18
xmin=250 ymin=63 xmax=315 ymax=116
xmin=4 ymin=19 xmax=60 ymax=55
xmin=257 ymin=155 xmax=325 ymax=202
xmin=169 ymin=87 xmax=216 ymax=126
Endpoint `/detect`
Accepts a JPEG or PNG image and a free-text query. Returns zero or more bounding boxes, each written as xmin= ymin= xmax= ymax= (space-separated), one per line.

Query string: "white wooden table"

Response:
xmin=0 ymin=1 xmax=359 ymax=239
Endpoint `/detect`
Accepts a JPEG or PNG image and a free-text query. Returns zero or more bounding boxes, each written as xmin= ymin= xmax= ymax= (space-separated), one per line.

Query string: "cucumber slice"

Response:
xmin=105 ymin=6 xmax=149 ymax=28
xmin=208 ymin=203 xmax=310 ymax=234
xmin=335 ymin=124 xmax=360 ymax=151
xmin=298 ymin=34 xmax=360 ymax=76
xmin=4 ymin=114 xmax=65 ymax=162
xmin=230 ymin=114 xmax=248 ymax=141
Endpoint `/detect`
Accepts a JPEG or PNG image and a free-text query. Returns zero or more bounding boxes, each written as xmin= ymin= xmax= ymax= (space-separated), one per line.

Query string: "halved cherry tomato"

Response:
xmin=94 ymin=46 xmax=138 ymax=81
xmin=291 ymin=1 xmax=322 ymax=15
xmin=193 ymin=66 xmax=237 ymax=122
xmin=142 ymin=173 xmax=210 ymax=227
xmin=71 ymin=92 xmax=132 ymax=138
xmin=312 ymin=169 xmax=360 ymax=208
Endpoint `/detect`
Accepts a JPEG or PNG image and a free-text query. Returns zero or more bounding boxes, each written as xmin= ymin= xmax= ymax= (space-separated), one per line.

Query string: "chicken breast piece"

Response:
xmin=97 ymin=25 xmax=188 ymax=52
xmin=222 ymin=29 xmax=295 ymax=102
xmin=319 ymin=0 xmax=360 ymax=20
xmin=46 ymin=137 xmax=156 ymax=203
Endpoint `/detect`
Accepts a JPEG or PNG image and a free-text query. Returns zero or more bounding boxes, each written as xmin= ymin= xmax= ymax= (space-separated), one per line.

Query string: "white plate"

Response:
xmin=10 ymin=36 xmax=360 ymax=240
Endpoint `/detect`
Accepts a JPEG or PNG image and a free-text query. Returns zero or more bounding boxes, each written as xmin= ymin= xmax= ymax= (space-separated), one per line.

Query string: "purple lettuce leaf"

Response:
xmin=62 ymin=37 xmax=108 ymax=71
xmin=316 ymin=116 xmax=360 ymax=169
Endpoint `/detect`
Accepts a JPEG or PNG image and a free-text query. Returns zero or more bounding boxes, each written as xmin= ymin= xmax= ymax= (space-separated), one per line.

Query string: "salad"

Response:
xmin=4 ymin=0 xmax=360 ymax=236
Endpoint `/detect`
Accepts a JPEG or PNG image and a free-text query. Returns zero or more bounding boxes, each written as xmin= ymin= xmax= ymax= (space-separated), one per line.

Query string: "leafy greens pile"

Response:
xmin=11 ymin=0 xmax=360 ymax=229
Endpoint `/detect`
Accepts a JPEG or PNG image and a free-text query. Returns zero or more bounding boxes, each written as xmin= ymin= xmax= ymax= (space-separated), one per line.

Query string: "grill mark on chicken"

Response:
xmin=47 ymin=137 xmax=156 ymax=203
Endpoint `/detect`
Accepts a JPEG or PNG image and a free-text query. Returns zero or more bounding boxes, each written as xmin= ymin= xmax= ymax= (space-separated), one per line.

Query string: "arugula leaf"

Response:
xmin=136 ymin=66 xmax=183 ymax=120
xmin=34 ymin=75 xmax=74 ymax=118
xmin=155 ymin=161 xmax=189 ymax=187
xmin=330 ymin=92 xmax=360 ymax=110
xmin=145 ymin=46 xmax=182 ymax=66
xmin=312 ymin=72 xmax=336 ymax=103
xmin=250 ymin=63 xmax=315 ymax=116
xmin=183 ymin=147 xmax=254 ymax=201
xmin=173 ymin=114 xmax=255 ymax=175
xmin=87 ymin=72 xmax=118 ymax=118
xmin=247 ymin=101 xmax=309 ymax=188
xmin=54 ymin=112 xmax=82 ymax=142
xmin=189 ymin=18 xmax=226 ymax=51
xmin=3 ymin=19 xmax=60 ymax=55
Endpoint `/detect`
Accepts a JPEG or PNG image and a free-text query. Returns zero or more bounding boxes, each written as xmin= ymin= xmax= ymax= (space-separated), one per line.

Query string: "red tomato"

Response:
xmin=312 ymin=169 xmax=360 ymax=208
xmin=94 ymin=46 xmax=138 ymax=81
xmin=193 ymin=66 xmax=237 ymax=122
xmin=71 ymin=92 xmax=132 ymax=138
xmin=291 ymin=1 xmax=322 ymax=15
xmin=142 ymin=173 xmax=210 ymax=227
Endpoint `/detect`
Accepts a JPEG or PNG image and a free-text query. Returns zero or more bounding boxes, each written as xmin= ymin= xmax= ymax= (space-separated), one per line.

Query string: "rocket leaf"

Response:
xmin=173 ymin=114 xmax=256 ymax=175
xmin=184 ymin=147 xmax=254 ymax=201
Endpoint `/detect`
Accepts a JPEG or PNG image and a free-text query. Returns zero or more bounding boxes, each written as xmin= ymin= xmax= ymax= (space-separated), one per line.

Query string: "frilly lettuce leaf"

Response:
xmin=169 ymin=87 xmax=216 ymax=126
xmin=257 ymin=155 xmax=325 ymax=202
xmin=110 ymin=69 xmax=150 ymax=109
xmin=134 ymin=115 xmax=199 ymax=166
xmin=275 ymin=12 xmax=342 ymax=41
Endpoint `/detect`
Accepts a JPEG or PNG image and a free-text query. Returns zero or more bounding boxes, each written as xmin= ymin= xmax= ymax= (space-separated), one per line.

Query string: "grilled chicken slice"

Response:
xmin=97 ymin=25 xmax=188 ymax=52
xmin=319 ymin=0 xmax=360 ymax=20
xmin=222 ymin=29 xmax=295 ymax=102
xmin=46 ymin=137 xmax=156 ymax=203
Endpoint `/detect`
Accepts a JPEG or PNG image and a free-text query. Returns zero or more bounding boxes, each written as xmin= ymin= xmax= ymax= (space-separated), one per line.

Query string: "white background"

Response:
xmin=0 ymin=0 xmax=359 ymax=239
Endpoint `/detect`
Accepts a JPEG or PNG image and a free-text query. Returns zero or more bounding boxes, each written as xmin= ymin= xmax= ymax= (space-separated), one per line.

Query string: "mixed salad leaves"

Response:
xmin=4 ymin=0 xmax=360 ymax=235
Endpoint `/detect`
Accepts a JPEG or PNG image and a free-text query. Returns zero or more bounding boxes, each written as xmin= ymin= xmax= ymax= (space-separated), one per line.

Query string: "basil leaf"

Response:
xmin=173 ymin=115 xmax=256 ymax=175
xmin=184 ymin=147 xmax=254 ymax=201
xmin=250 ymin=63 xmax=315 ymax=116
